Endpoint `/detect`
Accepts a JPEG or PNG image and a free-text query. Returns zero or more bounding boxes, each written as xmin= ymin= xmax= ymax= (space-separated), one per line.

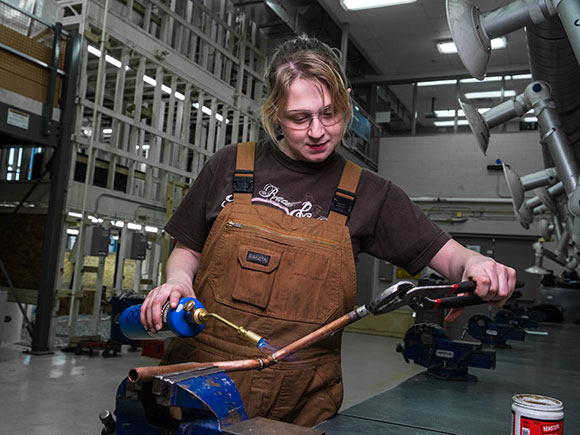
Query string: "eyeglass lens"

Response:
xmin=280 ymin=107 xmax=341 ymax=130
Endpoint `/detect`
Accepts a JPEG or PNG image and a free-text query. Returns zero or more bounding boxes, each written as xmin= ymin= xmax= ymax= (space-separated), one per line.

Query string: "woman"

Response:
xmin=140 ymin=35 xmax=516 ymax=427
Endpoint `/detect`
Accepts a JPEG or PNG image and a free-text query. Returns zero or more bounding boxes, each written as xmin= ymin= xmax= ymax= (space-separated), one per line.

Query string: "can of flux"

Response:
xmin=120 ymin=297 xmax=205 ymax=340
xmin=511 ymin=394 xmax=564 ymax=435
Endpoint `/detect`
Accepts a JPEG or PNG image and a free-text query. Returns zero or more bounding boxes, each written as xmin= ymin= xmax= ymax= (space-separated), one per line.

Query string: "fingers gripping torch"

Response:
xmin=119 ymin=298 xmax=266 ymax=349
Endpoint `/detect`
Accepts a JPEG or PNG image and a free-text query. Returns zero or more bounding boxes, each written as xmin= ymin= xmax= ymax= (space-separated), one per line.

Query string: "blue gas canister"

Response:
xmin=120 ymin=297 xmax=205 ymax=340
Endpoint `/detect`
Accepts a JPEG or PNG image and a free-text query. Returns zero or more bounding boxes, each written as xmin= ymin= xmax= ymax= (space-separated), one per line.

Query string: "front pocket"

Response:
xmin=208 ymin=219 xmax=340 ymax=324
xmin=268 ymin=249 xmax=332 ymax=322
xmin=232 ymin=244 xmax=281 ymax=309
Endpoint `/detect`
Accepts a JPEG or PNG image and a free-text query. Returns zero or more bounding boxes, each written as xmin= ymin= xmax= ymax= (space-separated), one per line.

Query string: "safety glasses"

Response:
xmin=278 ymin=107 xmax=343 ymax=130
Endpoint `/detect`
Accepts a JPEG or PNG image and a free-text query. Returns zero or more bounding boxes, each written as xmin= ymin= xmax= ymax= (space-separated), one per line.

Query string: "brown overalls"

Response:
xmin=161 ymin=141 xmax=361 ymax=427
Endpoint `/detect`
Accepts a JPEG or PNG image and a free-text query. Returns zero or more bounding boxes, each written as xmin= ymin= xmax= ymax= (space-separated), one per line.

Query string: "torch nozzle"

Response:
xmin=191 ymin=308 xmax=265 ymax=348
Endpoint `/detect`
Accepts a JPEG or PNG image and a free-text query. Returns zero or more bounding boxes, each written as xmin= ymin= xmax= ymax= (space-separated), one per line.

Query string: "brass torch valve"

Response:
xmin=182 ymin=301 xmax=265 ymax=348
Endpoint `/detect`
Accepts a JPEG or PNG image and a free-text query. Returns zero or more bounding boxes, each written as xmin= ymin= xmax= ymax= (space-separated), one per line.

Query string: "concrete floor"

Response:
xmin=0 ymin=330 xmax=421 ymax=434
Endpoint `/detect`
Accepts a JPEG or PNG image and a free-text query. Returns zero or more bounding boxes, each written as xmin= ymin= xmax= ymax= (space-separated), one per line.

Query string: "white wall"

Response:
xmin=378 ymin=131 xmax=546 ymax=237
xmin=379 ymin=131 xmax=544 ymax=199
xmin=373 ymin=131 xmax=549 ymax=304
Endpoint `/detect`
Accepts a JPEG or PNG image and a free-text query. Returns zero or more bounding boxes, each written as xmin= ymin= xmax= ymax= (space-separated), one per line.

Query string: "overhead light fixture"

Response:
xmin=437 ymin=37 xmax=506 ymax=54
xmin=127 ymin=222 xmax=142 ymax=230
xmin=192 ymin=102 xmax=230 ymax=123
xmin=510 ymin=74 xmax=532 ymax=80
xmin=436 ymin=41 xmax=458 ymax=54
xmin=66 ymin=228 xmax=80 ymax=235
xmin=460 ymin=76 xmax=502 ymax=84
xmin=417 ymin=79 xmax=458 ymax=87
xmin=434 ymin=120 xmax=469 ymax=127
xmin=491 ymin=37 xmax=507 ymax=50
xmin=145 ymin=225 xmax=159 ymax=233
xmin=88 ymin=46 xmax=186 ymax=102
xmin=464 ymin=90 xmax=516 ymax=99
xmin=434 ymin=108 xmax=490 ymax=118
xmin=434 ymin=110 xmax=460 ymax=118
xmin=87 ymin=45 xmax=129 ymax=71
xmin=341 ymin=0 xmax=416 ymax=11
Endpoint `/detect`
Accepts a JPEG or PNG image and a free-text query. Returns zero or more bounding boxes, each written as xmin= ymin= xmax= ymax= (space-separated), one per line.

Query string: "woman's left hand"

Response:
xmin=429 ymin=239 xmax=517 ymax=322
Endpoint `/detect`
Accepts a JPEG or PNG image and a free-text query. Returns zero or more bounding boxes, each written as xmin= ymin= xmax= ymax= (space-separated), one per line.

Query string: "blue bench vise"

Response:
xmin=396 ymin=323 xmax=495 ymax=381
xmin=467 ymin=314 xmax=526 ymax=348
xmin=109 ymin=366 xmax=247 ymax=434
xmin=102 ymin=366 xmax=324 ymax=435
xmin=494 ymin=308 xmax=545 ymax=329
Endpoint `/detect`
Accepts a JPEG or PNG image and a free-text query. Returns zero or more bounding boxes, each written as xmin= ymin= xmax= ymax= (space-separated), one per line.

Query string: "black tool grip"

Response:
xmin=453 ymin=279 xmax=525 ymax=294
xmin=435 ymin=290 xmax=523 ymax=309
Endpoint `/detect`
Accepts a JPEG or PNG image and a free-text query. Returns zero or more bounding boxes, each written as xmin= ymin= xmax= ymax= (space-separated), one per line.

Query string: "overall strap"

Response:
xmin=328 ymin=160 xmax=362 ymax=225
xmin=233 ymin=141 xmax=256 ymax=204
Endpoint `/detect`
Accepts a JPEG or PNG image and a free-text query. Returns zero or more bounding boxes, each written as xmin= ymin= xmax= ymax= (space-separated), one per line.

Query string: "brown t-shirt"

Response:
xmin=166 ymin=140 xmax=450 ymax=274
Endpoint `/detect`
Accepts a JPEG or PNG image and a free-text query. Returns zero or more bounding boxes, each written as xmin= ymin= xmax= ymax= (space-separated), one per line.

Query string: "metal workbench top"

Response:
xmin=316 ymin=323 xmax=579 ymax=434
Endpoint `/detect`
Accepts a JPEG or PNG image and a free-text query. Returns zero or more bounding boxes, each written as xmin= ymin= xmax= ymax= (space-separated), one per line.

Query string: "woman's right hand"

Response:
xmin=139 ymin=241 xmax=202 ymax=332
xmin=140 ymin=279 xmax=196 ymax=332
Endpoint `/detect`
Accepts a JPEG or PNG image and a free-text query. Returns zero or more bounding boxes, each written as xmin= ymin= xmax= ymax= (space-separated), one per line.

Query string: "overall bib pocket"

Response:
xmin=232 ymin=244 xmax=281 ymax=309
xmin=208 ymin=219 xmax=340 ymax=324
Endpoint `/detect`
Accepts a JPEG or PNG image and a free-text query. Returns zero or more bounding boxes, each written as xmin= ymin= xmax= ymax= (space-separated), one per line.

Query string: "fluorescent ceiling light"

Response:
xmin=523 ymin=116 xmax=538 ymax=123
xmin=127 ymin=222 xmax=142 ymax=230
xmin=66 ymin=228 xmax=80 ymax=235
xmin=436 ymin=41 xmax=457 ymax=54
xmin=417 ymin=79 xmax=457 ymax=87
xmin=460 ymin=76 xmax=502 ymax=83
xmin=145 ymin=225 xmax=159 ymax=233
xmin=143 ymin=75 xmax=157 ymax=87
xmin=434 ymin=120 xmax=469 ymax=127
xmin=192 ymin=102 xmax=230 ymax=123
xmin=88 ymin=45 xmax=185 ymax=101
xmin=464 ymin=90 xmax=516 ymax=99
xmin=434 ymin=110 xmax=460 ymax=118
xmin=341 ymin=0 xmax=416 ymax=11
xmin=111 ymin=220 xmax=125 ymax=228
xmin=87 ymin=45 xmax=129 ymax=70
xmin=437 ymin=37 xmax=506 ymax=54
xmin=434 ymin=108 xmax=490 ymax=117
xmin=491 ymin=37 xmax=507 ymax=50
xmin=508 ymin=74 xmax=532 ymax=80
xmin=102 ymin=128 xmax=113 ymax=135
xmin=68 ymin=211 xmax=83 ymax=218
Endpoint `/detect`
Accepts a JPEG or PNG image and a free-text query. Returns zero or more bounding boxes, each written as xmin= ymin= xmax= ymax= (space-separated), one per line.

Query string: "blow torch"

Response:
xmin=119 ymin=298 xmax=266 ymax=349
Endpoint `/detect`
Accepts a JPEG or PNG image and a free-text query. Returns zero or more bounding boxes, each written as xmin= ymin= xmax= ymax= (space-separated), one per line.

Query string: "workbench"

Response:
xmin=316 ymin=323 xmax=580 ymax=434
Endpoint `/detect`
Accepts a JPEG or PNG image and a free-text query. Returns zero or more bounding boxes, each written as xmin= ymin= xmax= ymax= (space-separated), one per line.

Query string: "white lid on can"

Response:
xmin=512 ymin=394 xmax=563 ymax=411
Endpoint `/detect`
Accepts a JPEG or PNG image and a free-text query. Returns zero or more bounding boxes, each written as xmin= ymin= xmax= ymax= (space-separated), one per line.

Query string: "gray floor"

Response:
xmin=0 ymin=328 xmax=421 ymax=434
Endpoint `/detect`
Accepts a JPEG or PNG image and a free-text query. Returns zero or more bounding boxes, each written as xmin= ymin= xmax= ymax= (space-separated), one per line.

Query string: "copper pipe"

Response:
xmin=129 ymin=308 xmax=366 ymax=383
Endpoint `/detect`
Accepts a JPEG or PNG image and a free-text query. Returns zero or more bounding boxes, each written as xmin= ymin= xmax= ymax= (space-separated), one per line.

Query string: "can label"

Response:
xmin=514 ymin=414 xmax=563 ymax=435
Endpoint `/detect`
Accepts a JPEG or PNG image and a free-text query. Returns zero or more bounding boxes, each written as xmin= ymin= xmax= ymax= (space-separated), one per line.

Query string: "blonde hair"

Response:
xmin=261 ymin=35 xmax=352 ymax=144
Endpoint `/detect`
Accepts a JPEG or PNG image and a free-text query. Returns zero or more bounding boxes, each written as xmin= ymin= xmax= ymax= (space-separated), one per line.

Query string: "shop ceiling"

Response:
xmin=233 ymin=0 xmax=529 ymax=83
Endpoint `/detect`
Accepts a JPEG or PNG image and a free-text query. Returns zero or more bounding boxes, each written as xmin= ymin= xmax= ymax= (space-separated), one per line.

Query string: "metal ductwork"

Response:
xmin=527 ymin=17 xmax=580 ymax=164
